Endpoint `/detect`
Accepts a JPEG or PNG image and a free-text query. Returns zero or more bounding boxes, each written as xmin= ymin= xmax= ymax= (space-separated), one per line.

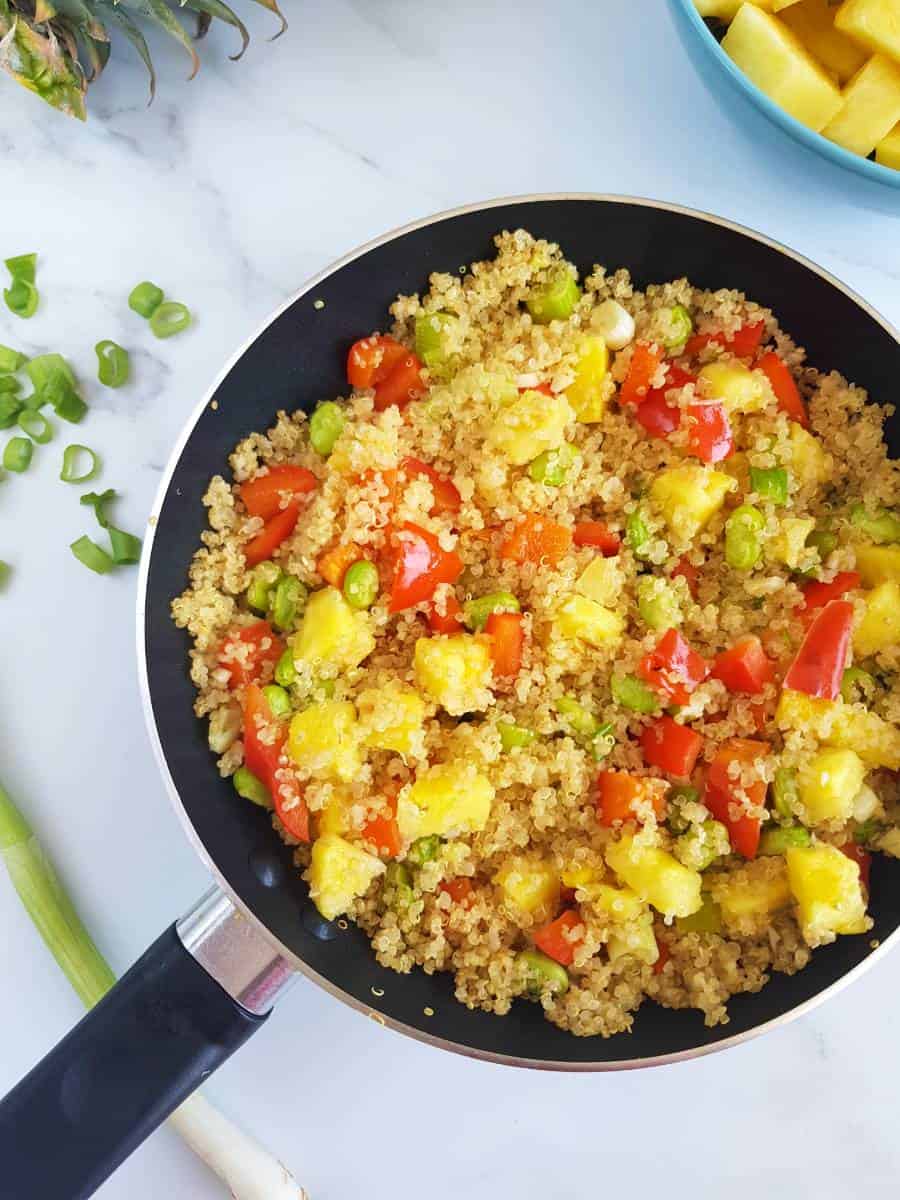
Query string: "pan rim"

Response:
xmin=136 ymin=190 xmax=900 ymax=1071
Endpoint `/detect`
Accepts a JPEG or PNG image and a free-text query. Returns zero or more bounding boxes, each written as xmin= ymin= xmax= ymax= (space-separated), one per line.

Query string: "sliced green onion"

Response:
xmin=0 ymin=561 xmax=10 ymax=589
xmin=406 ymin=834 xmax=442 ymax=867
xmin=128 ymin=281 xmax=164 ymax=319
xmin=0 ymin=345 xmax=27 ymax=373
xmin=414 ymin=311 xmax=457 ymax=368
xmin=0 ymin=395 xmax=23 ymax=430
xmin=309 ymin=401 xmax=345 ymax=456
xmin=750 ymin=466 xmax=789 ymax=506
xmin=272 ymin=575 xmax=307 ymax=629
xmin=772 ymin=767 xmax=799 ymax=822
xmin=232 ymin=766 xmax=272 ymax=808
xmin=95 ymin=340 xmax=131 ymax=389
xmin=109 ymin=527 xmax=142 ymax=565
xmin=61 ymin=445 xmax=100 ymax=484
xmin=529 ymin=443 xmax=578 ymax=486
xmin=526 ymin=265 xmax=581 ymax=324
xmin=611 ymin=673 xmax=659 ymax=713
xmin=498 ymin=721 xmax=536 ymax=752
xmin=0 ymin=375 xmax=22 ymax=394
xmin=17 ymin=409 xmax=53 ymax=444
xmin=667 ymin=785 xmax=700 ymax=834
xmin=70 ymin=535 xmax=114 ymax=575
xmin=758 ymin=824 xmax=811 ymax=855
xmin=555 ymin=695 xmax=598 ymax=737
xmin=4 ymin=253 xmax=37 ymax=284
xmin=663 ymin=304 xmax=693 ymax=351
xmin=150 ymin=301 xmax=192 ymax=339
xmin=850 ymin=504 xmax=900 ymax=546
xmin=725 ymin=504 xmax=765 ymax=571
xmin=840 ymin=665 xmax=876 ymax=706
xmin=591 ymin=722 xmax=615 ymax=761
xmin=53 ymin=388 xmax=87 ymax=423
xmin=3 ymin=277 xmax=38 ymax=319
xmin=806 ymin=526 xmax=837 ymax=560
xmin=261 ymin=684 xmax=292 ymax=719
xmin=636 ymin=575 xmax=682 ymax=631
xmin=274 ymin=646 xmax=297 ymax=688
xmin=626 ymin=508 xmax=653 ymax=559
xmin=3 ymin=436 xmax=32 ymax=473
xmin=26 ymin=354 xmax=85 ymax=422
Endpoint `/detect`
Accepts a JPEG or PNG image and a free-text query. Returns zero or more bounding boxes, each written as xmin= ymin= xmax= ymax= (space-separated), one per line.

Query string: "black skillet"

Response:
xmin=1 ymin=195 xmax=898 ymax=1199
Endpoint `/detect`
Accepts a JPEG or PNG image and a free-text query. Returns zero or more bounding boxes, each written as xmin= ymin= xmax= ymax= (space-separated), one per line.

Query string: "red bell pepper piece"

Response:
xmin=838 ymin=841 xmax=871 ymax=892
xmin=635 ymin=390 xmax=681 ymax=437
xmin=596 ymin=771 xmax=668 ymax=827
xmin=440 ymin=877 xmax=476 ymax=907
xmin=640 ymin=716 xmax=703 ymax=778
xmin=638 ymin=628 xmax=709 ymax=706
xmin=243 ymin=501 xmax=301 ymax=567
xmin=801 ymin=571 xmax=861 ymax=612
xmin=620 ymin=342 xmax=664 ymax=406
xmin=687 ymin=402 xmax=733 ymax=463
xmin=361 ymin=788 xmax=402 ymax=859
xmin=711 ymin=635 xmax=775 ymax=695
xmin=653 ymin=938 xmax=670 ymax=975
xmin=704 ymin=738 xmax=767 ymax=859
xmin=672 ymin=555 xmax=700 ymax=599
xmin=573 ymin=520 xmax=621 ymax=555
xmin=373 ymin=352 xmax=426 ymax=412
xmin=239 ymin=464 xmax=316 ymax=522
xmin=346 ymin=334 xmax=408 ymax=389
xmin=242 ymin=683 xmax=309 ymax=842
xmin=389 ymin=521 xmax=463 ymax=613
xmin=783 ymin=599 xmax=854 ymax=700
xmin=426 ymin=592 xmax=464 ymax=634
xmin=485 ymin=610 xmax=524 ymax=677
xmin=684 ymin=321 xmax=765 ymax=360
xmin=400 ymin=456 xmax=461 ymax=515
xmin=316 ymin=542 xmax=365 ymax=588
xmin=500 ymin=513 xmax=572 ymax=566
xmin=519 ymin=381 xmax=554 ymax=396
xmin=533 ymin=909 xmax=583 ymax=967
xmin=757 ymin=351 xmax=808 ymax=428
xmin=218 ymin=621 xmax=283 ymax=689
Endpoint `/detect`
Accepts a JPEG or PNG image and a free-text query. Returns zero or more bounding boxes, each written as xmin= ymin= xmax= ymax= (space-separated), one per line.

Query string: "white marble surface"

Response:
xmin=2 ymin=1 xmax=900 ymax=1196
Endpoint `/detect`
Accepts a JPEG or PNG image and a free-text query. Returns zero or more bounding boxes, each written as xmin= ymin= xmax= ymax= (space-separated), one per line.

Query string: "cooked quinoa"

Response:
xmin=173 ymin=229 xmax=900 ymax=1038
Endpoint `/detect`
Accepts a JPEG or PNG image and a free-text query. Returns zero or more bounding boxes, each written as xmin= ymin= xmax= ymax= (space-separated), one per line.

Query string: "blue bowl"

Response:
xmin=670 ymin=0 xmax=900 ymax=190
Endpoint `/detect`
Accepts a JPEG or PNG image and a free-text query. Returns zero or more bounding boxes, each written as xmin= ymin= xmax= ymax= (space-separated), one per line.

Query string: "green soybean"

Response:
xmin=246 ymin=561 xmax=282 ymax=614
xmin=464 ymin=590 xmax=520 ymax=631
xmin=529 ymin=443 xmax=578 ymax=486
xmin=274 ymin=647 xmax=297 ymax=688
xmin=272 ymin=575 xmax=307 ymax=631
xmin=233 ymin=766 xmax=272 ymax=808
xmin=309 ymin=401 xmax=345 ymax=456
xmin=262 ymin=684 xmax=292 ymax=719
xmin=725 ymin=504 xmax=765 ymax=571
xmin=758 ymin=825 xmax=811 ymax=855
xmin=518 ymin=948 xmax=569 ymax=996
xmin=663 ymin=304 xmax=693 ymax=351
xmin=626 ymin=508 xmax=653 ymax=560
xmin=526 ymin=266 xmax=581 ymax=324
xmin=406 ymin=835 xmax=441 ymax=867
xmin=343 ymin=560 xmax=379 ymax=610
xmin=414 ymin=311 xmax=457 ymax=368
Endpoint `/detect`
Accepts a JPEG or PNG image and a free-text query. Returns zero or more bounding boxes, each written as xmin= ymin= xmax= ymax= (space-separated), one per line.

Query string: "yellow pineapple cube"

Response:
xmin=786 ymin=843 xmax=870 ymax=945
xmin=487 ymin=388 xmax=574 ymax=466
xmin=288 ymin=700 xmax=361 ymax=783
xmin=292 ymin=587 xmax=375 ymax=671
xmin=695 ymin=0 xmax=770 ymax=17
xmin=607 ymin=912 xmax=659 ymax=966
xmin=788 ymin=421 xmax=831 ymax=488
xmin=413 ymin=634 xmax=492 ymax=716
xmin=584 ymin=883 xmax=647 ymax=924
xmin=574 ymin=556 xmax=623 ymax=607
xmin=782 ymin=0 xmax=868 ymax=81
xmin=560 ymin=862 xmax=603 ymax=889
xmin=797 ymin=748 xmax=866 ymax=824
xmin=777 ymin=688 xmax=900 ymax=769
xmin=494 ymin=855 xmax=560 ymax=915
xmin=307 ymin=833 xmax=386 ymax=920
xmin=650 ymin=465 xmax=735 ymax=543
xmin=856 ymin=543 xmax=900 ymax=586
xmin=713 ymin=859 xmax=792 ymax=931
xmin=606 ymin=834 xmax=703 ymax=919
xmin=698 ymin=360 xmax=773 ymax=413
xmin=565 ymin=335 xmax=609 ymax=423
xmin=722 ymin=3 xmax=844 ymax=130
xmin=768 ymin=516 xmax=816 ymax=568
xmin=553 ymin=595 xmax=624 ymax=647
xmin=835 ymin=0 xmax=900 ymax=63
xmin=854 ymin=579 xmax=900 ymax=655
xmin=823 ymin=54 xmax=900 ymax=156
xmin=876 ymin=121 xmax=900 ymax=166
xmin=356 ymin=681 xmax=426 ymax=760
xmin=402 ymin=762 xmax=494 ymax=839
xmin=316 ymin=788 xmax=351 ymax=837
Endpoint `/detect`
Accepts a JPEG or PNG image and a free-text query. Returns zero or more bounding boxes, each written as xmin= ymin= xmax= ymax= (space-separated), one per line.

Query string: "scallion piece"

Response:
xmin=0 ymin=561 xmax=10 ymax=589
xmin=25 ymin=354 xmax=86 ymax=422
xmin=128 ymin=281 xmax=164 ymax=318
xmin=0 ymin=345 xmax=27 ymax=373
xmin=53 ymin=388 xmax=87 ymax=423
xmin=611 ymin=673 xmax=660 ymax=714
xmin=70 ymin=535 xmax=114 ymax=575
xmin=109 ymin=527 xmax=142 ymax=565
xmin=4 ymin=253 xmax=36 ymax=284
xmin=3 ymin=436 xmax=33 ymax=473
xmin=0 ymin=394 xmax=23 ymax=429
xmin=95 ymin=340 xmax=131 ymax=389
xmin=150 ymin=301 xmax=192 ymax=339
xmin=0 ymin=374 xmax=22 ymax=394
xmin=17 ymin=409 xmax=53 ymax=444
xmin=3 ymin=277 xmax=38 ymax=319
xmin=60 ymin=445 xmax=100 ymax=484
xmin=80 ymin=487 xmax=115 ymax=525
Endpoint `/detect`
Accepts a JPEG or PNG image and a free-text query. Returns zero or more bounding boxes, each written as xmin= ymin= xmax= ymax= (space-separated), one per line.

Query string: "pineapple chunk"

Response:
xmin=553 ymin=595 xmax=625 ymax=647
xmin=487 ymin=388 xmax=574 ymax=466
xmin=307 ymin=833 xmax=386 ymax=921
xmin=835 ymin=0 xmax=900 ymax=64
xmin=797 ymin=748 xmax=866 ymax=824
xmin=292 ymin=587 xmax=375 ymax=671
xmin=565 ymin=335 xmax=609 ymax=423
xmin=695 ymin=0 xmax=769 ymax=17
xmin=413 ymin=634 xmax=493 ymax=716
xmin=856 ymin=542 xmax=900 ymax=586
xmin=607 ymin=912 xmax=659 ymax=966
xmin=288 ymin=700 xmax=361 ymax=783
xmin=782 ymin=0 xmax=868 ymax=82
xmin=561 ymin=862 xmax=603 ymax=889
xmin=776 ymin=689 xmax=900 ymax=769
xmin=768 ymin=516 xmax=815 ymax=568
xmin=356 ymin=681 xmax=426 ymax=759
xmin=786 ymin=843 xmax=869 ymax=945
xmin=606 ymin=834 xmax=703 ymax=919
xmin=823 ymin=54 xmax=900 ymax=156
xmin=788 ymin=421 xmax=831 ymax=488
xmin=316 ymin=787 xmax=351 ymax=837
xmin=698 ymin=361 xmax=772 ymax=413
xmin=772 ymin=0 xmax=802 ymax=8
xmin=402 ymin=762 xmax=494 ymax=839
xmin=876 ymin=121 xmax=900 ymax=166
xmin=854 ymin=579 xmax=900 ymax=655
xmin=584 ymin=883 xmax=647 ymax=924
xmin=650 ymin=465 xmax=735 ymax=543
xmin=722 ymin=3 xmax=844 ymax=131
xmin=574 ymin=556 xmax=623 ymax=606
xmin=713 ymin=859 xmax=792 ymax=931
xmin=494 ymin=855 xmax=560 ymax=915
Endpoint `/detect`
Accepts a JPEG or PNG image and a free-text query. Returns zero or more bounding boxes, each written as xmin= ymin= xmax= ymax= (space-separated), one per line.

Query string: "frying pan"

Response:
xmin=1 ymin=195 xmax=899 ymax=1198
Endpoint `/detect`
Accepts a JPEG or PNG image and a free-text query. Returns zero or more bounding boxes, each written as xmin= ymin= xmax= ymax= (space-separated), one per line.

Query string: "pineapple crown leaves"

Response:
xmin=1 ymin=0 xmax=286 ymax=118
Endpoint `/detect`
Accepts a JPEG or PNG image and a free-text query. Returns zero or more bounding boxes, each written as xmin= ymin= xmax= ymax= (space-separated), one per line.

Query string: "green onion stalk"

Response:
xmin=0 ymin=779 xmax=306 ymax=1199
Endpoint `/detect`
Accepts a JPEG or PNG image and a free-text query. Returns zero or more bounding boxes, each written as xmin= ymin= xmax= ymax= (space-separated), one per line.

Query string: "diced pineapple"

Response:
xmin=856 ymin=542 xmax=900 ymax=586
xmin=565 ymin=335 xmax=609 ymax=423
xmin=316 ymin=787 xmax=351 ymax=837
xmin=695 ymin=0 xmax=765 ymax=18
xmin=722 ymin=3 xmax=844 ymax=131
xmin=854 ymin=579 xmax=900 ymax=655
xmin=607 ymin=911 xmax=659 ymax=966
xmin=786 ymin=843 xmax=869 ymax=945
xmin=356 ymin=681 xmax=426 ymax=759
xmin=823 ymin=54 xmax=900 ymax=156
xmin=606 ymin=834 xmax=703 ymax=919
xmin=797 ymin=748 xmax=866 ymax=824
xmin=772 ymin=0 xmax=802 ymax=9
xmin=788 ymin=422 xmax=831 ymax=488
xmin=307 ymin=833 xmax=386 ymax=921
xmin=553 ymin=595 xmax=625 ymax=647
xmin=835 ymin=0 xmax=900 ymax=64
xmin=413 ymin=634 xmax=493 ymax=716
xmin=768 ymin=516 xmax=816 ymax=568
xmin=782 ymin=0 xmax=868 ymax=82
xmin=402 ymin=762 xmax=494 ymax=839
xmin=288 ymin=700 xmax=361 ymax=783
xmin=698 ymin=361 xmax=772 ymax=413
xmin=494 ymin=855 xmax=560 ymax=915
xmin=776 ymin=688 xmax=900 ymax=769
xmin=876 ymin=121 xmax=900 ymax=166
xmin=713 ymin=859 xmax=792 ymax=931
xmin=575 ymin=555 xmax=623 ymax=607
xmin=584 ymin=883 xmax=647 ymax=924
xmin=650 ymin=465 xmax=735 ymax=544
xmin=292 ymin=587 xmax=375 ymax=671
xmin=561 ymin=862 xmax=603 ymax=889
xmin=486 ymin=388 xmax=574 ymax=466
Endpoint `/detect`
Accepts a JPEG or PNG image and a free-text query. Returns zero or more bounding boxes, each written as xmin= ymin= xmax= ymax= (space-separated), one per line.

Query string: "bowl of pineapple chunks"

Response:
xmin=672 ymin=0 xmax=900 ymax=187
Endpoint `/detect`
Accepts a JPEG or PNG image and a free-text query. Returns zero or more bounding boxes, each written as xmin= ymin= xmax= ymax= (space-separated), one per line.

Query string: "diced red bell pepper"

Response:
xmin=684 ymin=321 xmax=765 ymax=360
xmin=373 ymin=352 xmax=426 ymax=412
xmin=346 ymin=334 xmax=408 ymax=389
xmin=711 ymin=635 xmax=775 ymax=695
xmin=316 ymin=541 xmax=365 ymax=588
xmin=361 ymin=788 xmax=402 ymax=859
xmin=239 ymin=465 xmax=317 ymax=522
xmin=243 ymin=501 xmax=301 ymax=567
xmin=783 ymin=599 xmax=854 ymax=701
xmin=672 ymin=555 xmax=700 ymax=598
xmin=704 ymin=738 xmax=768 ymax=859
xmin=596 ymin=771 xmax=668 ymax=827
xmin=573 ymin=521 xmax=621 ymax=555
xmin=757 ymin=351 xmax=808 ymax=428
xmin=620 ymin=342 xmax=664 ymax=406
xmin=243 ymin=683 xmax=309 ymax=842
xmin=439 ymin=877 xmax=476 ymax=907
xmin=838 ymin=841 xmax=871 ymax=892
xmin=500 ymin=513 xmax=572 ymax=566
xmin=653 ymin=939 xmax=670 ymax=975
xmin=519 ymin=381 xmax=554 ymax=396
xmin=801 ymin=571 xmax=861 ymax=613
xmin=687 ymin=402 xmax=733 ymax=463
xmin=218 ymin=621 xmax=284 ymax=689
xmin=638 ymin=628 xmax=709 ymax=706
xmin=389 ymin=521 xmax=463 ymax=613
xmin=485 ymin=610 xmax=524 ymax=678
xmin=635 ymin=390 xmax=681 ymax=437
xmin=400 ymin=457 xmax=461 ymax=515
xmin=426 ymin=592 xmax=464 ymax=634
xmin=640 ymin=716 xmax=703 ymax=779
xmin=533 ymin=909 xmax=583 ymax=967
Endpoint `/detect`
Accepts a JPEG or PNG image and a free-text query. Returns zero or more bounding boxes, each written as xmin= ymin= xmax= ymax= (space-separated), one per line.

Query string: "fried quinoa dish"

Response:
xmin=173 ymin=230 xmax=900 ymax=1038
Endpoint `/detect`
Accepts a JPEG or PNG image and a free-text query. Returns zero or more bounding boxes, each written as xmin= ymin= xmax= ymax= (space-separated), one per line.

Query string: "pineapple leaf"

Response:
xmin=118 ymin=0 xmax=200 ymax=79
xmin=76 ymin=28 xmax=110 ymax=82
xmin=196 ymin=11 xmax=212 ymax=38
xmin=246 ymin=0 xmax=286 ymax=39
xmin=33 ymin=1 xmax=58 ymax=21
xmin=0 ymin=15 xmax=86 ymax=118
xmin=183 ymin=0 xmax=249 ymax=61
xmin=45 ymin=0 xmax=108 ymax=41
xmin=92 ymin=0 xmax=156 ymax=102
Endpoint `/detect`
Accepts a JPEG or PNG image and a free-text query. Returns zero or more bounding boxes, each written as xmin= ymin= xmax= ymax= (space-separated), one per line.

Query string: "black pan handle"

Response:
xmin=0 ymin=922 xmax=267 ymax=1200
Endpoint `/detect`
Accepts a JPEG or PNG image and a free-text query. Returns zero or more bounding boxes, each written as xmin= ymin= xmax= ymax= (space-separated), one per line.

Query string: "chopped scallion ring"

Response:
xmin=0 ymin=395 xmax=23 ymax=430
xmin=95 ymin=341 xmax=131 ymax=389
xmin=109 ymin=527 xmax=142 ymax=564
xmin=0 ymin=345 xmax=26 ymax=373
xmin=3 ymin=436 xmax=33 ymax=473
xmin=53 ymin=389 xmax=87 ymax=423
xmin=80 ymin=488 xmax=115 ymax=526
xmin=17 ymin=409 xmax=53 ymax=445
xmin=128 ymin=281 xmax=164 ymax=319
xmin=3 ymin=277 xmax=38 ymax=319
xmin=70 ymin=535 xmax=114 ymax=575
xmin=0 ymin=561 xmax=9 ymax=589
xmin=60 ymin=444 xmax=100 ymax=484
xmin=150 ymin=301 xmax=192 ymax=339
xmin=4 ymin=254 xmax=36 ymax=284
xmin=0 ymin=375 xmax=22 ymax=395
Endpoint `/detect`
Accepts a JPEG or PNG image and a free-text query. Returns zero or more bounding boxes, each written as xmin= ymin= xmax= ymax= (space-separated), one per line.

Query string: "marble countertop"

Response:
xmin=2 ymin=1 xmax=900 ymax=1196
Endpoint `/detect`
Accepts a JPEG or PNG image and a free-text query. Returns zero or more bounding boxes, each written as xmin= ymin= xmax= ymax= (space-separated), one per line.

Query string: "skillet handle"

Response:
xmin=0 ymin=890 xmax=293 ymax=1200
